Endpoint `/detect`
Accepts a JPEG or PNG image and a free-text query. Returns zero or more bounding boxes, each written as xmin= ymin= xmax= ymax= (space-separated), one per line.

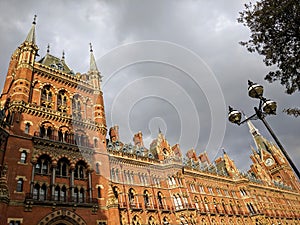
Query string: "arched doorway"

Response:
xmin=37 ymin=209 xmax=87 ymax=225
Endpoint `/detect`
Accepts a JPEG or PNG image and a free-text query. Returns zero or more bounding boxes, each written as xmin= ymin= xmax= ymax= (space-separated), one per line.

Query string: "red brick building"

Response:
xmin=0 ymin=18 xmax=299 ymax=225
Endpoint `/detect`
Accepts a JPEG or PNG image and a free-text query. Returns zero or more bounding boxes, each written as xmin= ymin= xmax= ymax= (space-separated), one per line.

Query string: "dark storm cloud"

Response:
xmin=0 ymin=0 xmax=299 ymax=171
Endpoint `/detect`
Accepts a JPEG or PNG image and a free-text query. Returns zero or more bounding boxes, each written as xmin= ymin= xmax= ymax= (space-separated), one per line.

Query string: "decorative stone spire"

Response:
xmin=89 ymin=43 xmax=99 ymax=72
xmin=247 ymin=119 xmax=260 ymax=137
xmin=25 ymin=15 xmax=37 ymax=44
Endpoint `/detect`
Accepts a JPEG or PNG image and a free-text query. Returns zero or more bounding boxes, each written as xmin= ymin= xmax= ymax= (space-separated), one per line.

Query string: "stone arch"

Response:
xmin=37 ymin=209 xmax=87 ymax=225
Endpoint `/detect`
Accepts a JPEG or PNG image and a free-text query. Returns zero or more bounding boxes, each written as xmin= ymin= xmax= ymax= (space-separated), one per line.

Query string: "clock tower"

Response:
xmin=247 ymin=120 xmax=300 ymax=191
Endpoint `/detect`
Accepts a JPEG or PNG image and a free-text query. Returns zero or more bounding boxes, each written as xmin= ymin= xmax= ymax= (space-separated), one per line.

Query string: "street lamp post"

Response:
xmin=228 ymin=80 xmax=300 ymax=180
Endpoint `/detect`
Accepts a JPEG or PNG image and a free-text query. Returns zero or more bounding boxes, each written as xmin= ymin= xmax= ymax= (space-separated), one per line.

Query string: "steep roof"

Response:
xmin=38 ymin=53 xmax=73 ymax=75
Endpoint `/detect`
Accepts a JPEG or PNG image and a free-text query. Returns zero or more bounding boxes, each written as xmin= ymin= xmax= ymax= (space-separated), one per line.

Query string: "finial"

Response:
xmin=62 ymin=50 xmax=65 ymax=60
xmin=33 ymin=15 xmax=37 ymax=25
xmin=89 ymin=43 xmax=93 ymax=52
xmin=47 ymin=44 xmax=50 ymax=53
xmin=222 ymin=148 xmax=226 ymax=154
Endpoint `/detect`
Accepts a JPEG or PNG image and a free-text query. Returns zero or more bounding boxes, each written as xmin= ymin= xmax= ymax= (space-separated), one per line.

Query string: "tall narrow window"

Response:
xmin=72 ymin=95 xmax=82 ymax=119
xmin=97 ymin=186 xmax=101 ymax=198
xmin=57 ymin=90 xmax=68 ymax=113
xmin=61 ymin=186 xmax=67 ymax=202
xmin=41 ymin=85 xmax=53 ymax=108
xmin=16 ymin=178 xmax=23 ymax=192
xmin=54 ymin=186 xmax=60 ymax=201
xmin=40 ymin=184 xmax=47 ymax=201
xmin=95 ymin=163 xmax=100 ymax=174
xmin=20 ymin=151 xmax=27 ymax=163
xmin=79 ymin=188 xmax=84 ymax=203
xmin=94 ymin=138 xmax=98 ymax=148
xmin=25 ymin=122 xmax=30 ymax=134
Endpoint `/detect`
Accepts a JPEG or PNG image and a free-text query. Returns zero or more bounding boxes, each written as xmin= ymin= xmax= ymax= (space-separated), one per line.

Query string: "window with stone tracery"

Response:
xmin=41 ymin=85 xmax=53 ymax=108
xmin=57 ymin=90 xmax=68 ymax=113
xmin=34 ymin=155 xmax=51 ymax=175
xmin=74 ymin=161 xmax=87 ymax=179
xmin=72 ymin=94 xmax=82 ymax=119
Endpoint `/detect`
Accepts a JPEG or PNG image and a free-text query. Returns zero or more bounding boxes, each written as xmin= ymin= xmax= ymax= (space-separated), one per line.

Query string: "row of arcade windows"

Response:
xmin=40 ymin=86 xmax=89 ymax=119
xmin=34 ymin=156 xmax=87 ymax=179
xmin=32 ymin=183 xmax=85 ymax=203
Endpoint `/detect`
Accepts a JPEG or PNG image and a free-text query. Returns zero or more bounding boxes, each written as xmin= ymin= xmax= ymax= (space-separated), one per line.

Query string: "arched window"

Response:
xmin=40 ymin=184 xmax=47 ymax=201
xmin=25 ymin=122 xmax=31 ymax=134
xmin=162 ymin=217 xmax=170 ymax=225
xmin=20 ymin=150 xmax=27 ymax=163
xmin=94 ymin=138 xmax=98 ymax=148
xmin=56 ymin=158 xmax=69 ymax=177
xmin=72 ymin=94 xmax=82 ymax=119
xmin=176 ymin=195 xmax=183 ymax=209
xmin=194 ymin=196 xmax=200 ymax=210
xmin=112 ymin=186 xmax=119 ymax=199
xmin=41 ymin=85 xmax=53 ymax=108
xmin=54 ymin=186 xmax=60 ymax=201
xmin=213 ymin=198 xmax=219 ymax=213
xmin=35 ymin=155 xmax=50 ymax=175
xmin=144 ymin=190 xmax=150 ymax=206
xmin=111 ymin=168 xmax=116 ymax=181
xmin=33 ymin=183 xmax=40 ymax=199
xmin=16 ymin=178 xmax=23 ymax=192
xmin=61 ymin=186 xmax=67 ymax=202
xmin=128 ymin=188 xmax=135 ymax=204
xmin=79 ymin=188 xmax=84 ymax=203
xmin=74 ymin=187 xmax=79 ymax=202
xmin=158 ymin=192 xmax=163 ymax=208
xmin=204 ymin=197 xmax=209 ymax=212
xmin=95 ymin=163 xmax=100 ymax=174
xmin=97 ymin=186 xmax=101 ymax=198
xmin=115 ymin=169 xmax=120 ymax=182
xmin=180 ymin=216 xmax=188 ymax=225
xmin=132 ymin=215 xmax=141 ymax=225
xmin=148 ymin=216 xmax=156 ymax=225
xmin=58 ymin=129 xmax=63 ymax=141
xmin=57 ymin=90 xmax=68 ymax=113
xmin=74 ymin=161 xmax=86 ymax=179
xmin=222 ymin=199 xmax=227 ymax=213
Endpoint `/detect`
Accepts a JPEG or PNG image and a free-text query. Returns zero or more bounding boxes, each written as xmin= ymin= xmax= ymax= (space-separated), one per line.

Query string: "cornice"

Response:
xmin=34 ymin=63 xmax=95 ymax=94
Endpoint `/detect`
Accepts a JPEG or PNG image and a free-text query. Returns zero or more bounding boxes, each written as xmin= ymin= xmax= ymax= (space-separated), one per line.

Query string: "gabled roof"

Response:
xmin=38 ymin=53 xmax=74 ymax=75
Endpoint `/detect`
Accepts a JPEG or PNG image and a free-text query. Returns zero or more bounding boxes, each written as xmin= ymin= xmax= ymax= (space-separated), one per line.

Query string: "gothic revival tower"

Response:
xmin=0 ymin=17 xmax=116 ymax=225
xmin=0 ymin=16 xmax=299 ymax=225
xmin=247 ymin=120 xmax=300 ymax=190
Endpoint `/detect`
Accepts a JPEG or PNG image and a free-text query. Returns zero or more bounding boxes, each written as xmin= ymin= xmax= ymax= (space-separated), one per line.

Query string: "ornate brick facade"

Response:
xmin=0 ymin=18 xmax=299 ymax=225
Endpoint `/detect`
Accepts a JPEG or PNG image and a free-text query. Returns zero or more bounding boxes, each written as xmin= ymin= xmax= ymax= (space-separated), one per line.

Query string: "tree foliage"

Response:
xmin=238 ymin=0 xmax=300 ymax=94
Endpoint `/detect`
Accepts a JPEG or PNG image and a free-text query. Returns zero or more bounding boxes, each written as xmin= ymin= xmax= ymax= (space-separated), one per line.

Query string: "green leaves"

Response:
xmin=238 ymin=0 xmax=300 ymax=94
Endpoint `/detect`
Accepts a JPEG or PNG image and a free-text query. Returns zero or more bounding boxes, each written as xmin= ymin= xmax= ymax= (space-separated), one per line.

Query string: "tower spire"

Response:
xmin=247 ymin=119 xmax=260 ymax=137
xmin=25 ymin=15 xmax=37 ymax=44
xmin=89 ymin=43 xmax=99 ymax=72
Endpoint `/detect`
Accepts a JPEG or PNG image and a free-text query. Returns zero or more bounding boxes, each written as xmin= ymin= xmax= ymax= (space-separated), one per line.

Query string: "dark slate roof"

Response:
xmin=38 ymin=54 xmax=74 ymax=75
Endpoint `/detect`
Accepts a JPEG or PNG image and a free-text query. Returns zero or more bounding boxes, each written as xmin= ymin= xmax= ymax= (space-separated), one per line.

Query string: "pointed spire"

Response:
xmin=247 ymin=119 xmax=260 ymax=137
xmin=25 ymin=15 xmax=37 ymax=44
xmin=89 ymin=43 xmax=99 ymax=72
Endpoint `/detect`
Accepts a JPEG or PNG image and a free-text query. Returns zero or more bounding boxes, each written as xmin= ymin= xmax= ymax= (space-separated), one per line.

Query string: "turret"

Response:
xmin=1 ymin=16 xmax=39 ymax=104
xmin=88 ymin=44 xmax=106 ymax=140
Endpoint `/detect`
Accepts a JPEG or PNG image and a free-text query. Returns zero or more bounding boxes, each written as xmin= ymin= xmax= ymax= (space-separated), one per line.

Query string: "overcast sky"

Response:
xmin=0 ymin=0 xmax=299 ymax=171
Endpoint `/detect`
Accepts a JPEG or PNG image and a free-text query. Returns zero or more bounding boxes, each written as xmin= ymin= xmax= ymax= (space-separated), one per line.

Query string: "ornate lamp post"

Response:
xmin=228 ymin=80 xmax=300 ymax=179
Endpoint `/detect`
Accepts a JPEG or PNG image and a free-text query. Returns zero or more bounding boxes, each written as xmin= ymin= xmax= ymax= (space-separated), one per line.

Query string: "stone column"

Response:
xmin=51 ymin=161 xmax=57 ymax=200
xmin=70 ymin=163 xmax=75 ymax=201
xmin=88 ymin=170 xmax=92 ymax=202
